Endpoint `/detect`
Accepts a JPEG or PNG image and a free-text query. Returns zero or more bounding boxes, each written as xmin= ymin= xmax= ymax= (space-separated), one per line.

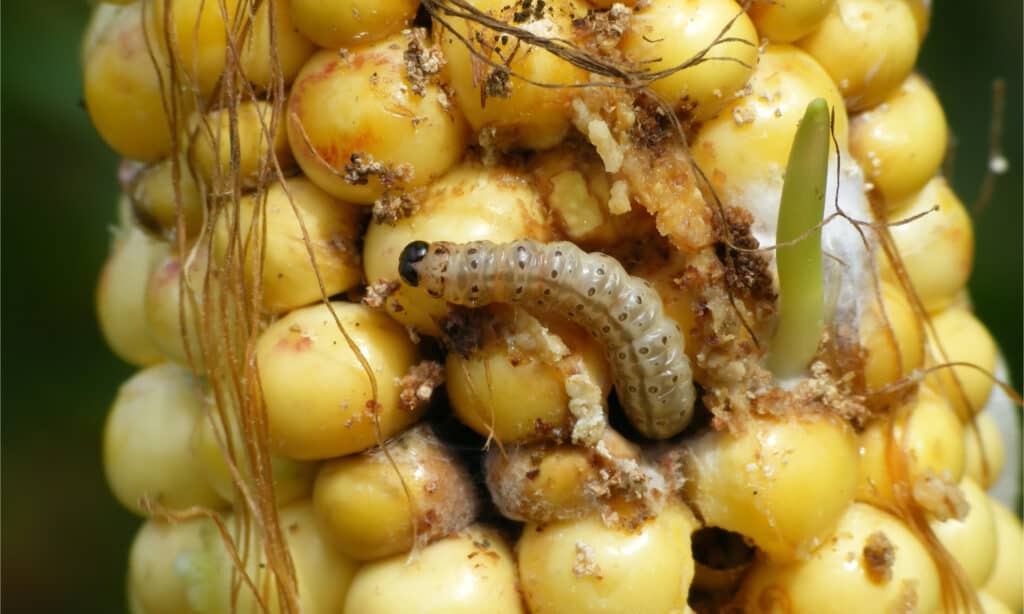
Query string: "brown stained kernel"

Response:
xmin=862 ymin=531 xmax=896 ymax=583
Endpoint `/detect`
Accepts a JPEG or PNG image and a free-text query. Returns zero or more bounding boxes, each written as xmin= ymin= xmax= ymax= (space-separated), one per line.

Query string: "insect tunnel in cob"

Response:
xmin=81 ymin=0 xmax=1022 ymax=612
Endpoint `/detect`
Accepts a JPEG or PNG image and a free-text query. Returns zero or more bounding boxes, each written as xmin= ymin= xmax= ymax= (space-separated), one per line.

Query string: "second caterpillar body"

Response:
xmin=398 ymin=239 xmax=696 ymax=439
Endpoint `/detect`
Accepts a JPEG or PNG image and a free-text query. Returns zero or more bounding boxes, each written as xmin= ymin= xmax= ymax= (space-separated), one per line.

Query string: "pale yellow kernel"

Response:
xmin=518 ymin=503 xmax=699 ymax=614
xmin=255 ymin=302 xmax=423 ymax=460
xmin=798 ymin=0 xmax=919 ymax=111
xmin=682 ymin=414 xmax=860 ymax=561
xmin=739 ymin=503 xmax=942 ymax=613
xmin=621 ymin=0 xmax=759 ymax=121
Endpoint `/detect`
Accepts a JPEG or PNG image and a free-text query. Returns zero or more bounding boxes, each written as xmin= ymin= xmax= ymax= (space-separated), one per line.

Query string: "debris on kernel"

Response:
xmin=862 ymin=531 xmax=895 ymax=583
xmin=363 ymin=279 xmax=401 ymax=309
xmin=573 ymin=541 xmax=603 ymax=579
xmin=397 ymin=360 xmax=446 ymax=411
xmin=344 ymin=152 xmax=414 ymax=187
xmin=372 ymin=190 xmax=421 ymax=225
xmin=404 ymin=28 xmax=446 ymax=97
xmin=912 ymin=470 xmax=968 ymax=521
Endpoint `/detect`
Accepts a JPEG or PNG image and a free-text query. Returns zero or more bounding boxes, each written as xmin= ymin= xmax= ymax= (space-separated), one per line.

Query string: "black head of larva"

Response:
xmin=398 ymin=241 xmax=430 ymax=286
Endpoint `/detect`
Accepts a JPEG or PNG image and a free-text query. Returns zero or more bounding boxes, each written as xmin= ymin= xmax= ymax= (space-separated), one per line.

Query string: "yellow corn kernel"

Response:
xmin=692 ymin=44 xmax=849 ymax=208
xmin=210 ymin=177 xmax=363 ymax=314
xmin=103 ymin=363 xmax=227 ymax=515
xmin=517 ymin=503 xmax=699 ymax=614
xmin=621 ymin=0 xmax=758 ymax=121
xmin=147 ymin=0 xmax=237 ymax=98
xmin=798 ymin=0 xmax=919 ymax=111
xmin=747 ymin=0 xmax=836 ymax=43
xmin=929 ymin=478 xmax=997 ymax=588
xmin=439 ymin=0 xmax=589 ymax=150
xmin=127 ymin=517 xmax=209 ymax=614
xmin=978 ymin=592 xmax=1015 ymax=614
xmin=239 ymin=0 xmax=314 ymax=89
xmin=859 ymin=280 xmax=924 ymax=393
xmin=128 ymin=156 xmax=204 ymax=240
xmin=312 ymin=425 xmax=478 ymax=560
xmin=179 ymin=502 xmax=360 ymax=614
xmin=983 ymin=498 xmax=1024 ymax=611
xmin=144 ymin=246 xmax=218 ymax=369
xmin=856 ymin=388 xmax=965 ymax=506
xmin=82 ymin=2 xmax=177 ymax=161
xmin=447 ymin=311 xmax=611 ymax=443
xmin=962 ymin=411 xmax=1005 ymax=490
xmin=187 ymin=100 xmax=294 ymax=193
xmin=682 ymin=414 xmax=860 ymax=561
xmin=881 ymin=177 xmax=974 ymax=313
xmin=343 ymin=525 xmax=525 ymax=614
xmin=255 ymin=302 xmax=423 ymax=460
xmin=739 ymin=502 xmax=942 ymax=613
xmin=484 ymin=429 xmax=642 ymax=523
xmin=191 ymin=403 xmax=317 ymax=506
xmin=96 ymin=212 xmax=168 ymax=366
xmin=850 ymin=73 xmax=948 ymax=204
xmin=905 ymin=0 xmax=931 ymax=41
xmin=362 ymin=160 xmax=553 ymax=336
xmin=289 ymin=0 xmax=419 ymax=48
xmin=288 ymin=34 xmax=468 ymax=204
xmin=924 ymin=306 xmax=997 ymax=418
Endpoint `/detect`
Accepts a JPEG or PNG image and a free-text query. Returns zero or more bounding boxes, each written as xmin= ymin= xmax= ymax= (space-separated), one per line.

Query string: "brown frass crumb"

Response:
xmin=862 ymin=531 xmax=895 ymax=583
xmin=397 ymin=360 xmax=446 ymax=411
xmin=404 ymin=28 xmax=446 ymax=97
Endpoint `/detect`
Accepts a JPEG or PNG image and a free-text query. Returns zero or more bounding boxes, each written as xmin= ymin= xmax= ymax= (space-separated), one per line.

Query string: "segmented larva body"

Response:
xmin=399 ymin=239 xmax=696 ymax=439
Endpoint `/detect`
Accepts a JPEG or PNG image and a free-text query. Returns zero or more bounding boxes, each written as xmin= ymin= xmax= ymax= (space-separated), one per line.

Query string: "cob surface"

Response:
xmin=83 ymin=0 xmax=1022 ymax=612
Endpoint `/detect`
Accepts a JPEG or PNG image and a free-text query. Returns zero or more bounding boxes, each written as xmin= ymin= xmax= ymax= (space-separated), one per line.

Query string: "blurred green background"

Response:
xmin=2 ymin=2 xmax=1020 ymax=612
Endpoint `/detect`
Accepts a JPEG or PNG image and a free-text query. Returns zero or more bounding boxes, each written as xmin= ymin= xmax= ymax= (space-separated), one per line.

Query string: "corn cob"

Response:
xmin=84 ymin=0 xmax=1022 ymax=612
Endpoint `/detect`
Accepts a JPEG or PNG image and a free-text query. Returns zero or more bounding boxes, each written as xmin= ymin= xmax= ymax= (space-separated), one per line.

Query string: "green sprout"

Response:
xmin=768 ymin=97 xmax=831 ymax=378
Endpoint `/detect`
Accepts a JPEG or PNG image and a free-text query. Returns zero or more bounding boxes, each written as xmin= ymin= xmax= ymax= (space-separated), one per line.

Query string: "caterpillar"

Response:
xmin=398 ymin=239 xmax=696 ymax=439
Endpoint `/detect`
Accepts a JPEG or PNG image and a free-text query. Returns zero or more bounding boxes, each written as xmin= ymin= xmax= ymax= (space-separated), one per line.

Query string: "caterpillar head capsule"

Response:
xmin=398 ymin=241 xmax=430 ymax=286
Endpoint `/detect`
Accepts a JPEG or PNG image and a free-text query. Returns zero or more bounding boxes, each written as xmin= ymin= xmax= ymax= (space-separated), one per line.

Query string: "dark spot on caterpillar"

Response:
xmin=648 ymin=386 xmax=658 ymax=393
xmin=470 ymin=260 xmax=478 ymax=269
xmin=587 ymin=287 xmax=596 ymax=296
xmin=618 ymin=312 xmax=628 ymax=321
xmin=555 ymin=250 xmax=563 ymax=257
xmin=471 ymin=285 xmax=479 ymax=293
xmin=618 ymin=352 xmax=626 ymax=360
xmin=602 ymin=325 xmax=610 ymax=333
xmin=596 ymin=267 xmax=605 ymax=276
xmin=550 ymin=270 xmax=558 ymax=279
xmin=634 ymin=295 xmax=643 ymax=304
xmin=468 ymin=247 xmax=478 ymax=255
xmin=428 ymin=289 xmax=441 ymax=297
xmin=662 ymin=336 xmax=668 ymax=344
xmin=544 ymin=288 xmax=551 ymax=295
xmin=575 ymin=304 xmax=584 ymax=311
xmin=628 ymin=385 xmax=637 ymax=393
xmin=639 ymin=347 xmax=649 ymax=355
xmin=515 ymin=286 xmax=524 ymax=294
